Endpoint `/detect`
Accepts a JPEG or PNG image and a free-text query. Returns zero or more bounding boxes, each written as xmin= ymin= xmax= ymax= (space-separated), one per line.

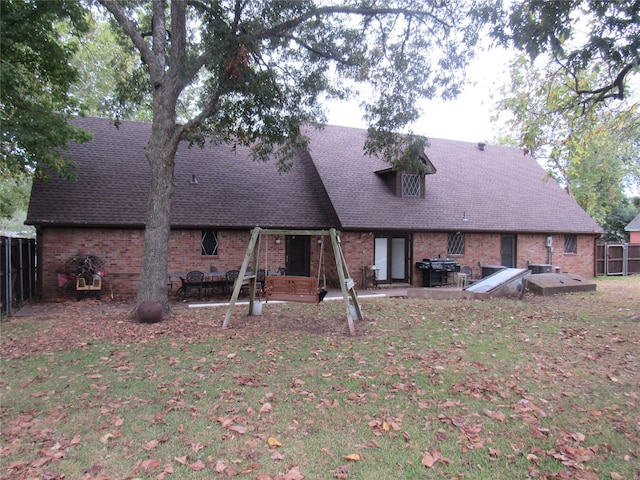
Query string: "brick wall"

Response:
xmin=410 ymin=232 xmax=596 ymax=281
xmin=37 ymin=227 xmax=598 ymax=299
xmin=39 ymin=227 xmax=145 ymax=299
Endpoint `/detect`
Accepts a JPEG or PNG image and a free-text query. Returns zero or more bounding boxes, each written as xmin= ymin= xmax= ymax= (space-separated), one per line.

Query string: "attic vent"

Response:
xmin=477 ymin=142 xmax=486 ymax=151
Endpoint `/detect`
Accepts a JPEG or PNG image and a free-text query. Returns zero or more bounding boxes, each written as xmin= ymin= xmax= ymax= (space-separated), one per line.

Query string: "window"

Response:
xmin=201 ymin=229 xmax=218 ymax=256
xmin=402 ymin=174 xmax=420 ymax=197
xmin=448 ymin=232 xmax=465 ymax=255
xmin=564 ymin=234 xmax=577 ymax=254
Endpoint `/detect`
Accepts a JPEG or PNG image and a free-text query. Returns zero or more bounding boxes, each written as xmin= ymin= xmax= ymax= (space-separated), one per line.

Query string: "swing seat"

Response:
xmin=265 ymin=276 xmax=321 ymax=304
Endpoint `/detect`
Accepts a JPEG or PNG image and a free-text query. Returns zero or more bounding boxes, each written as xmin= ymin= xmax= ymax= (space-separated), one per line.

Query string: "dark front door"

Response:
xmin=286 ymin=235 xmax=310 ymax=276
xmin=501 ymin=234 xmax=517 ymax=268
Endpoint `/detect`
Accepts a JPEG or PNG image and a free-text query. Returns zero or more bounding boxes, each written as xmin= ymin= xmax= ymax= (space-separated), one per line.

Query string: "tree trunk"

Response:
xmin=136 ymin=117 xmax=180 ymax=314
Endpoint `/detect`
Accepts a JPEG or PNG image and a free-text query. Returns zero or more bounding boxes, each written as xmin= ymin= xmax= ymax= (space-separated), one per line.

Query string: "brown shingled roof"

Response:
xmin=304 ymin=124 xmax=602 ymax=234
xmin=27 ymin=117 xmax=603 ymax=235
xmin=625 ymin=213 xmax=640 ymax=232
xmin=27 ymin=117 xmax=338 ymax=229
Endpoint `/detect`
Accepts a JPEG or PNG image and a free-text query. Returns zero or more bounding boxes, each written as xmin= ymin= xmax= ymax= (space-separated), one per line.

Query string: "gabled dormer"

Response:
xmin=375 ymin=155 xmax=437 ymax=199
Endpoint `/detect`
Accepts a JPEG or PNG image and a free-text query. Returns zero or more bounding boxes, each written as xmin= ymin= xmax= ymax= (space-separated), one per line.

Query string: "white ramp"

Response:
xmin=465 ymin=268 xmax=530 ymax=297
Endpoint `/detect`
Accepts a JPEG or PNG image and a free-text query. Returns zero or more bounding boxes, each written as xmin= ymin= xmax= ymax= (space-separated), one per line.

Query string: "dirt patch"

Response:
xmin=2 ymin=278 xmax=637 ymax=359
xmin=1 ymin=296 xmax=363 ymax=359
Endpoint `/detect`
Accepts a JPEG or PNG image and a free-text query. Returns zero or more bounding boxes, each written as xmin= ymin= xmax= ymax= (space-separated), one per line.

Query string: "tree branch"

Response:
xmin=255 ymin=5 xmax=449 ymax=39
xmin=97 ymin=1 xmax=155 ymax=73
xmin=170 ymin=1 xmax=187 ymax=72
xmin=576 ymin=58 xmax=639 ymax=103
xmin=151 ymin=0 xmax=167 ymax=79
xmin=180 ymin=91 xmax=223 ymax=135
xmin=278 ymin=34 xmax=360 ymax=66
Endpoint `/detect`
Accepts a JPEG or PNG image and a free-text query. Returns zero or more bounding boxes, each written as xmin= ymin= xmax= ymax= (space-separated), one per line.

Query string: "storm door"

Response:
xmin=501 ymin=234 xmax=517 ymax=268
xmin=285 ymin=235 xmax=310 ymax=276
xmin=374 ymin=234 xmax=411 ymax=284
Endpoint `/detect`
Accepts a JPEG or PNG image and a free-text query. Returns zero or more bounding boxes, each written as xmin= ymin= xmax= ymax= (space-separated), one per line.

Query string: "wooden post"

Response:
xmin=223 ymin=227 xmax=261 ymax=328
xmin=329 ymin=229 xmax=357 ymax=335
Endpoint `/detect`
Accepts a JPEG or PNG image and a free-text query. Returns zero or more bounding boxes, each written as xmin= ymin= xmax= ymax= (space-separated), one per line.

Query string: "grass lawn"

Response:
xmin=1 ymin=276 xmax=638 ymax=479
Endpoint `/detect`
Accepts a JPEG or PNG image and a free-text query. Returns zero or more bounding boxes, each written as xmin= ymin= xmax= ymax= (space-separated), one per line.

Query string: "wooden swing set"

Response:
xmin=222 ymin=227 xmax=363 ymax=335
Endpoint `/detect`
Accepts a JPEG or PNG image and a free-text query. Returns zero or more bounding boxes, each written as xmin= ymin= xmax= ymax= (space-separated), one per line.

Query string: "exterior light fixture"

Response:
xmin=190 ymin=174 xmax=198 ymax=184
xmin=317 ymin=237 xmax=323 ymax=245
xmin=275 ymin=236 xmax=281 ymax=245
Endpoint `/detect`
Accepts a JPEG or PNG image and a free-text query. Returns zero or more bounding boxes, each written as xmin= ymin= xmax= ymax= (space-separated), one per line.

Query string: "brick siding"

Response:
xmin=37 ymin=227 xmax=598 ymax=299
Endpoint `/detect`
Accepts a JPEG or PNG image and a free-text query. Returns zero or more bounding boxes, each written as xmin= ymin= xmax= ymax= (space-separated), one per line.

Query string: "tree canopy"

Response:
xmin=0 ymin=0 xmax=92 ymax=180
xmin=494 ymin=55 xmax=640 ymax=230
xmin=505 ymin=0 xmax=639 ymax=107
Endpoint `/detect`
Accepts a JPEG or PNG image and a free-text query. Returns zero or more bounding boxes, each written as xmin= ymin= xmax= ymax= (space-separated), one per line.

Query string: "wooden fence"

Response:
xmin=1 ymin=236 xmax=36 ymax=317
xmin=595 ymin=243 xmax=640 ymax=276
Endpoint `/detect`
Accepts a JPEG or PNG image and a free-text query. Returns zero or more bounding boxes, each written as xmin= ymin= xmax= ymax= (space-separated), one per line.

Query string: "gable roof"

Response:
xmin=625 ymin=213 xmax=640 ymax=232
xmin=304 ymin=124 xmax=602 ymax=234
xmin=27 ymin=117 xmax=338 ymax=229
xmin=27 ymin=117 xmax=603 ymax=235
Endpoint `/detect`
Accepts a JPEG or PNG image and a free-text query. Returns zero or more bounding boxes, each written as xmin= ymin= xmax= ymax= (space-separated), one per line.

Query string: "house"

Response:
xmin=26 ymin=117 xmax=603 ymax=298
xmin=625 ymin=213 xmax=640 ymax=243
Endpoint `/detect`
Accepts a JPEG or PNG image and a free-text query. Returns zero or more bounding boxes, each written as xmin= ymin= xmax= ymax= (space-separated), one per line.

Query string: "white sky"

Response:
xmin=326 ymin=48 xmax=514 ymax=144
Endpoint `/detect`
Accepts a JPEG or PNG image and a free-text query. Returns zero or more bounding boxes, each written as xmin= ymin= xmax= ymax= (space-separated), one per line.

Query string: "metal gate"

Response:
xmin=1 ymin=236 xmax=37 ymax=317
xmin=595 ymin=243 xmax=640 ymax=276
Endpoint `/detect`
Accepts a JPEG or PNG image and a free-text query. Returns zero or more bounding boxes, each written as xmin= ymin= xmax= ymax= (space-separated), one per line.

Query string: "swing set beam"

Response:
xmin=222 ymin=227 xmax=362 ymax=336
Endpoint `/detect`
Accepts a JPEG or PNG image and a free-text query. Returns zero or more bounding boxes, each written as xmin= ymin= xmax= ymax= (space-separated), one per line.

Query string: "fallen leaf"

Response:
xmin=343 ymin=453 xmax=360 ymax=461
xmin=421 ymin=451 xmax=437 ymax=468
xmin=483 ymin=409 xmax=506 ymax=422
xmin=190 ymin=459 xmax=206 ymax=471
xmin=260 ymin=402 xmax=273 ymax=413
xmin=282 ymin=466 xmax=304 ymax=480
xmin=99 ymin=432 xmax=115 ymax=444
xmin=215 ymin=460 xmax=228 ymax=472
xmin=31 ymin=456 xmax=53 ymax=468
xmin=271 ymin=450 xmax=285 ymax=460
xmin=268 ymin=437 xmax=282 ymax=447
xmin=144 ymin=440 xmax=159 ymax=450
xmin=190 ymin=442 xmax=206 ymax=452
xmin=140 ymin=459 xmax=162 ymax=471
xmin=229 ymin=425 xmax=247 ymax=434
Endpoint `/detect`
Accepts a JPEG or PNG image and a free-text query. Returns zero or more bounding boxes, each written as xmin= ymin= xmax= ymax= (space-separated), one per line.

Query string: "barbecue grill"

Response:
xmin=415 ymin=258 xmax=460 ymax=287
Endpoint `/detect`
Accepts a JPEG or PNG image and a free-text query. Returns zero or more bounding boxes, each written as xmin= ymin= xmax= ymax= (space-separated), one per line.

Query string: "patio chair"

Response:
xmin=225 ymin=269 xmax=250 ymax=296
xmin=457 ymin=266 xmax=477 ymax=287
xmin=203 ymin=266 xmax=224 ymax=296
xmin=256 ymin=269 xmax=266 ymax=295
xmin=178 ymin=270 xmax=205 ymax=299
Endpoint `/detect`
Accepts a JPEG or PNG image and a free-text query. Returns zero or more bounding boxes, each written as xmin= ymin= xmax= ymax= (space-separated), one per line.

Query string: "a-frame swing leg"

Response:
xmin=223 ymin=227 xmax=261 ymax=328
xmin=223 ymin=227 xmax=361 ymax=336
xmin=329 ymin=228 xmax=362 ymax=336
